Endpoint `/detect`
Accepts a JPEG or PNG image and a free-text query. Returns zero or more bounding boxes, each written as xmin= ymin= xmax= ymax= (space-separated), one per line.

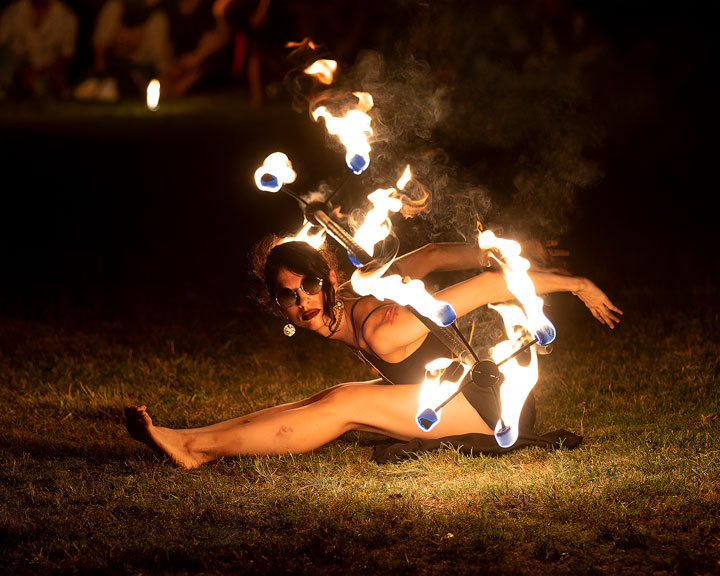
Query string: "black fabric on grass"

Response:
xmin=371 ymin=429 xmax=583 ymax=464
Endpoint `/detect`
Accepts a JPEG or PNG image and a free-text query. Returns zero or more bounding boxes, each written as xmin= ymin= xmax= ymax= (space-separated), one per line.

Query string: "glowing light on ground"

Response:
xmin=146 ymin=79 xmax=160 ymax=111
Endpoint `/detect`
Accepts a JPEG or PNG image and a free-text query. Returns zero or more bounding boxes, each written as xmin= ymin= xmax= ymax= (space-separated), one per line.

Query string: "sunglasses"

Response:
xmin=275 ymin=276 xmax=324 ymax=308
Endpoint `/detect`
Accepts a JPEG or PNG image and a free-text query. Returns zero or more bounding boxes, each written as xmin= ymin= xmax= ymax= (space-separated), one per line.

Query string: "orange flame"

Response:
xmin=282 ymin=220 xmax=326 ymax=250
xmin=416 ymin=358 xmax=471 ymax=426
xmin=312 ymin=92 xmax=374 ymax=174
xmin=488 ymin=303 xmax=538 ymax=447
xmin=476 ymin=230 xmax=556 ymax=447
xmin=352 ymin=188 xmax=402 ymax=256
xmin=349 ymin=170 xmax=456 ymax=327
xmin=304 ymin=59 xmax=338 ymax=85
xmin=396 ymin=165 xmax=412 ymax=190
xmin=478 ymin=230 xmax=555 ymax=342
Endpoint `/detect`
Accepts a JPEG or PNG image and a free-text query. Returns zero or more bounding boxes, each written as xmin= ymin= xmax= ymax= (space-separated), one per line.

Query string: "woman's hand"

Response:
xmin=573 ymin=279 xmax=623 ymax=329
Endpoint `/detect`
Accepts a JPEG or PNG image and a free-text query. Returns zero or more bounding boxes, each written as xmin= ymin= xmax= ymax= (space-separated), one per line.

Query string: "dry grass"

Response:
xmin=1 ymin=284 xmax=719 ymax=575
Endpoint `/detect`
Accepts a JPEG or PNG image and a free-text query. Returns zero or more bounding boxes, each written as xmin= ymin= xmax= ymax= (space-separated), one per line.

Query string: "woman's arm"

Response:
xmin=435 ymin=271 xmax=623 ymax=328
xmin=390 ymin=242 xmax=491 ymax=279
xmin=363 ymin=269 xmax=622 ymax=360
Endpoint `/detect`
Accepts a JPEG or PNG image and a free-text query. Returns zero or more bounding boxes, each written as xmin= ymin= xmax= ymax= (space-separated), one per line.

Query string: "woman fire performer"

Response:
xmin=125 ymin=238 xmax=622 ymax=469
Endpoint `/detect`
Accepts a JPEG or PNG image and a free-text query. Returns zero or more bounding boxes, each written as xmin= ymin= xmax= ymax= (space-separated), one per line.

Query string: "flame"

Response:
xmin=396 ymin=165 xmax=412 ymax=190
xmin=312 ymin=92 xmax=374 ymax=174
xmin=352 ymin=188 xmax=403 ymax=256
xmin=304 ymin=59 xmax=337 ymax=85
xmin=416 ymin=358 xmax=471 ymax=431
xmin=352 ymin=263 xmax=457 ymax=327
xmin=285 ymin=37 xmax=319 ymax=53
xmin=349 ymin=172 xmax=456 ymax=327
xmin=489 ymin=304 xmax=538 ymax=448
xmin=254 ymin=152 xmax=297 ymax=193
xmin=476 ymin=230 xmax=556 ymax=447
xmin=146 ymin=79 xmax=160 ymax=111
xmin=350 ymin=167 xmax=416 ymax=255
xmin=478 ymin=230 xmax=556 ymax=345
xmin=283 ymin=220 xmax=326 ymax=249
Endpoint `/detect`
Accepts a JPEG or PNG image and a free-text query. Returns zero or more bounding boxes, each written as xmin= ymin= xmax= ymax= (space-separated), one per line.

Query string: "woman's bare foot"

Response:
xmin=125 ymin=405 xmax=203 ymax=469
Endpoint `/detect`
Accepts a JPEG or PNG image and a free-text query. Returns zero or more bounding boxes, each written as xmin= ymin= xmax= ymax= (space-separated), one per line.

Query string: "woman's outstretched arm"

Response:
xmin=435 ymin=271 xmax=623 ymax=328
xmin=390 ymin=242 xmax=491 ymax=280
xmin=389 ymin=240 xmax=569 ymax=280
xmin=362 ymin=269 xmax=622 ymax=358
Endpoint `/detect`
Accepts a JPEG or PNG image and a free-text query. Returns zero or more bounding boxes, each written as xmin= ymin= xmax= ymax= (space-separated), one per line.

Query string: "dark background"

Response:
xmin=0 ymin=1 xmax=715 ymax=322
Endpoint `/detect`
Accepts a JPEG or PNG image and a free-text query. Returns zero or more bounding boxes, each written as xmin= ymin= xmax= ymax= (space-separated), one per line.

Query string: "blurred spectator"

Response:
xmin=160 ymin=0 xmax=232 ymax=99
xmin=73 ymin=0 xmax=170 ymax=102
xmin=217 ymin=0 xmax=270 ymax=106
xmin=0 ymin=0 xmax=78 ymax=101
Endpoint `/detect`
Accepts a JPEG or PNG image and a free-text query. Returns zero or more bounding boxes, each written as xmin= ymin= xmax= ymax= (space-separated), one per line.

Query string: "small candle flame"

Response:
xmin=146 ymin=79 xmax=160 ymax=111
xmin=254 ymin=152 xmax=297 ymax=193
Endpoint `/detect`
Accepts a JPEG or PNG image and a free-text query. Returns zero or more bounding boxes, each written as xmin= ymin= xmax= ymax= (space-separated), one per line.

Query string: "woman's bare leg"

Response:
xmin=191 ymin=380 xmax=384 ymax=432
xmin=124 ymin=381 xmax=382 ymax=468
xmin=125 ymin=382 xmax=492 ymax=469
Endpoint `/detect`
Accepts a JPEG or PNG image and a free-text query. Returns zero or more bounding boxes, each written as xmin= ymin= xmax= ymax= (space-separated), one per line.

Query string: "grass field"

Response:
xmin=2 ymin=278 xmax=719 ymax=575
xmin=1 ymin=58 xmax=717 ymax=572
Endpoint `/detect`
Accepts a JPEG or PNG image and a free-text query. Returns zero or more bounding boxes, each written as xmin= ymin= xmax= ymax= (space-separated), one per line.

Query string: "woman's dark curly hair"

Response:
xmin=251 ymin=235 xmax=344 ymax=325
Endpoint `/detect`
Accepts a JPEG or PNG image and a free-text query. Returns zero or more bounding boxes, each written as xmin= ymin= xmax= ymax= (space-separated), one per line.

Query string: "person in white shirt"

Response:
xmin=0 ymin=0 xmax=78 ymax=100
xmin=73 ymin=0 xmax=171 ymax=102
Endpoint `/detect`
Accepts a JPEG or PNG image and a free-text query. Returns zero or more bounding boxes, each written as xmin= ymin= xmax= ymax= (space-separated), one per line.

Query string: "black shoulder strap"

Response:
xmin=355 ymin=300 xmax=395 ymax=357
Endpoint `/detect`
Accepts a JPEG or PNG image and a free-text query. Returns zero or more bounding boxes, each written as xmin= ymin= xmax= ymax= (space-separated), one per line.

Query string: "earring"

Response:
xmin=283 ymin=321 xmax=296 ymax=337
xmin=334 ymin=299 xmax=344 ymax=310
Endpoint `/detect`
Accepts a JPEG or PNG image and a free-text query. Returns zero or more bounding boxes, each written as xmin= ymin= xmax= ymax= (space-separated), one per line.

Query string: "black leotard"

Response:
xmin=349 ymin=298 xmax=506 ymax=429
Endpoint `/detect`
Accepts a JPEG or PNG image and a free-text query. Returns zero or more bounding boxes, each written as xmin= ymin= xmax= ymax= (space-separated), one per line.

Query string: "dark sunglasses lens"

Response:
xmin=303 ymin=277 xmax=323 ymax=295
xmin=276 ymin=289 xmax=297 ymax=308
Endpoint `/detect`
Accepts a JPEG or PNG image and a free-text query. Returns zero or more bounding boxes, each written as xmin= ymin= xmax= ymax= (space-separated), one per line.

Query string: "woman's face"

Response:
xmin=274 ymin=268 xmax=331 ymax=333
